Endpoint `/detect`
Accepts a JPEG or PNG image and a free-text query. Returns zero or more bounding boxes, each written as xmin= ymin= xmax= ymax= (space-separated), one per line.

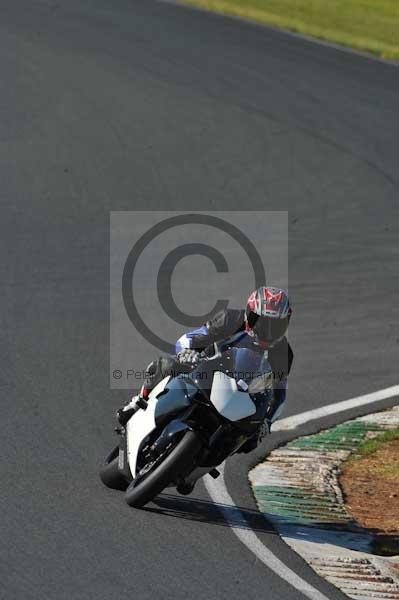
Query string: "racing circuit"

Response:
xmin=2 ymin=1 xmax=399 ymax=599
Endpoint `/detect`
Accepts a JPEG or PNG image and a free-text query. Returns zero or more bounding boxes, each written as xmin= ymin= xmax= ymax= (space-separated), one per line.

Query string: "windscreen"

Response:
xmin=229 ymin=347 xmax=269 ymax=385
xmin=188 ymin=344 xmax=272 ymax=397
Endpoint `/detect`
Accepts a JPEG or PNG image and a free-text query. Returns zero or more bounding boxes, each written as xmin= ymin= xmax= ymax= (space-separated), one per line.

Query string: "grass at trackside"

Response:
xmin=340 ymin=430 xmax=399 ymax=535
xmin=349 ymin=427 xmax=399 ymax=463
xmin=181 ymin=0 xmax=399 ymax=61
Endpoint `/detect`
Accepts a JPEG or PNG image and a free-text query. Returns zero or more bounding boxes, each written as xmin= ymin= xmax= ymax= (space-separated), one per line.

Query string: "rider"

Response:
xmin=117 ymin=286 xmax=293 ymax=448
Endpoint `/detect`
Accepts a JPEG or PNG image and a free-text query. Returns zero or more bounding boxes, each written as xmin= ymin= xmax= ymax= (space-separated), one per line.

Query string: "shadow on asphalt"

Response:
xmin=144 ymin=493 xmax=276 ymax=534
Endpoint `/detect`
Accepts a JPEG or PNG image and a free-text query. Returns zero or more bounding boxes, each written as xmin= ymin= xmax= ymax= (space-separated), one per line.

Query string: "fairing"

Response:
xmin=126 ymin=376 xmax=170 ymax=477
xmin=210 ymin=372 xmax=256 ymax=421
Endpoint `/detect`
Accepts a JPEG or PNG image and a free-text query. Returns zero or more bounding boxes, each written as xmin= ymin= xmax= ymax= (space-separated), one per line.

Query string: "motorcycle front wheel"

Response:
xmin=99 ymin=445 xmax=129 ymax=491
xmin=125 ymin=430 xmax=202 ymax=508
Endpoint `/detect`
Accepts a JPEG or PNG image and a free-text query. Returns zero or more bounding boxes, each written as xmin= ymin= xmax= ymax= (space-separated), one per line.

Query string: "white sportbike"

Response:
xmin=100 ymin=342 xmax=276 ymax=508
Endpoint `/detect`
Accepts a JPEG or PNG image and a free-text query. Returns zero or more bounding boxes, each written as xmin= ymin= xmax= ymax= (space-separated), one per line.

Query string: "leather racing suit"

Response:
xmin=137 ymin=308 xmax=293 ymax=432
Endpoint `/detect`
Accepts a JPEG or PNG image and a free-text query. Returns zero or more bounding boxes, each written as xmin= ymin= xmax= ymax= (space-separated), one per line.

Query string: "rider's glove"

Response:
xmin=177 ymin=349 xmax=201 ymax=365
xmin=116 ymin=394 xmax=148 ymax=426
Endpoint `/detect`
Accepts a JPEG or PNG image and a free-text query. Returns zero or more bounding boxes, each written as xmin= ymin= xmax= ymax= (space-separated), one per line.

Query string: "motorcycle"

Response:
xmin=100 ymin=341 xmax=275 ymax=508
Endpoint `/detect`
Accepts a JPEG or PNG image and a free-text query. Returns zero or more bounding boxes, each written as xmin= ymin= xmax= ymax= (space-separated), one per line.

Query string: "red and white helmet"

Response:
xmin=245 ymin=286 xmax=292 ymax=347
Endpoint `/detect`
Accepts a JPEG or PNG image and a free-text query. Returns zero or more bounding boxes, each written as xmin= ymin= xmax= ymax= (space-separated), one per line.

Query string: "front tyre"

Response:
xmin=125 ymin=430 xmax=202 ymax=508
xmin=99 ymin=446 xmax=128 ymax=491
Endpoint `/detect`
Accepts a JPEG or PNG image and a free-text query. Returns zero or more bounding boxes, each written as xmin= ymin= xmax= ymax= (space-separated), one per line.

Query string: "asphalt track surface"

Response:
xmin=2 ymin=1 xmax=399 ymax=599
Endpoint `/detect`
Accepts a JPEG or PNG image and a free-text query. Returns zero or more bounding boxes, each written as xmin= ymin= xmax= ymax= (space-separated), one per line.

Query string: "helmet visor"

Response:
xmin=249 ymin=313 xmax=289 ymax=343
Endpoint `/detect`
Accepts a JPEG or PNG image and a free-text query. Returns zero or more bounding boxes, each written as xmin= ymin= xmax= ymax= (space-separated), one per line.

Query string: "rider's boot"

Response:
xmin=176 ymin=481 xmax=195 ymax=495
xmin=237 ymin=433 xmax=259 ymax=454
xmin=116 ymin=386 xmax=149 ymax=426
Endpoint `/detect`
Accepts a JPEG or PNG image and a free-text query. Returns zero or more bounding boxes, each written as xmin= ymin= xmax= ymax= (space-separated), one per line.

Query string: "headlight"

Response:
xmin=248 ymin=371 xmax=273 ymax=395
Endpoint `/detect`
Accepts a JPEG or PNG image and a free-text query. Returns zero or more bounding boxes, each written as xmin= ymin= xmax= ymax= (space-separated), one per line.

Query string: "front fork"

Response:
xmin=114 ymin=428 xmax=133 ymax=483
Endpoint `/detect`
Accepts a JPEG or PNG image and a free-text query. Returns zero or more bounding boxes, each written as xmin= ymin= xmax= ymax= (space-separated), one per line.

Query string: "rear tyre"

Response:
xmin=125 ymin=430 xmax=202 ymax=508
xmin=99 ymin=446 xmax=128 ymax=491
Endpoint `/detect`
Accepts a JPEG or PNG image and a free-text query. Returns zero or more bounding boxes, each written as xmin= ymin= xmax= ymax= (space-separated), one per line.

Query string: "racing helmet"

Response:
xmin=245 ymin=286 xmax=292 ymax=347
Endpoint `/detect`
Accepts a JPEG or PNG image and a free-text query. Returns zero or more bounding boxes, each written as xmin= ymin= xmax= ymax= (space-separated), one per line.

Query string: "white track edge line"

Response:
xmin=204 ymin=465 xmax=331 ymax=600
xmin=204 ymin=385 xmax=399 ymax=600
xmin=273 ymin=385 xmax=399 ymax=432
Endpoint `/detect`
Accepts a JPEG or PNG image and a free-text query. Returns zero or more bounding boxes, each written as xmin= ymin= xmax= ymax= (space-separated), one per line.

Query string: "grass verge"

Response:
xmin=349 ymin=427 xmax=399 ymax=463
xmin=180 ymin=0 xmax=399 ymax=61
xmin=340 ymin=430 xmax=399 ymax=535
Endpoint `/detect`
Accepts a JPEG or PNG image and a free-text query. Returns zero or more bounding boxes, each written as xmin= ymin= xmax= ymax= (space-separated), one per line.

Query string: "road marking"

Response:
xmin=249 ymin=406 xmax=399 ymax=600
xmin=272 ymin=384 xmax=399 ymax=432
xmin=204 ymin=465 xmax=331 ymax=600
xmin=204 ymin=385 xmax=399 ymax=600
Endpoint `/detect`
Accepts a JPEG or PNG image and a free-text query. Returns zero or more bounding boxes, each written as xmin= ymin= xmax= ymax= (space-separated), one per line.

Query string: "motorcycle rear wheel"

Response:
xmin=125 ymin=430 xmax=202 ymax=508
